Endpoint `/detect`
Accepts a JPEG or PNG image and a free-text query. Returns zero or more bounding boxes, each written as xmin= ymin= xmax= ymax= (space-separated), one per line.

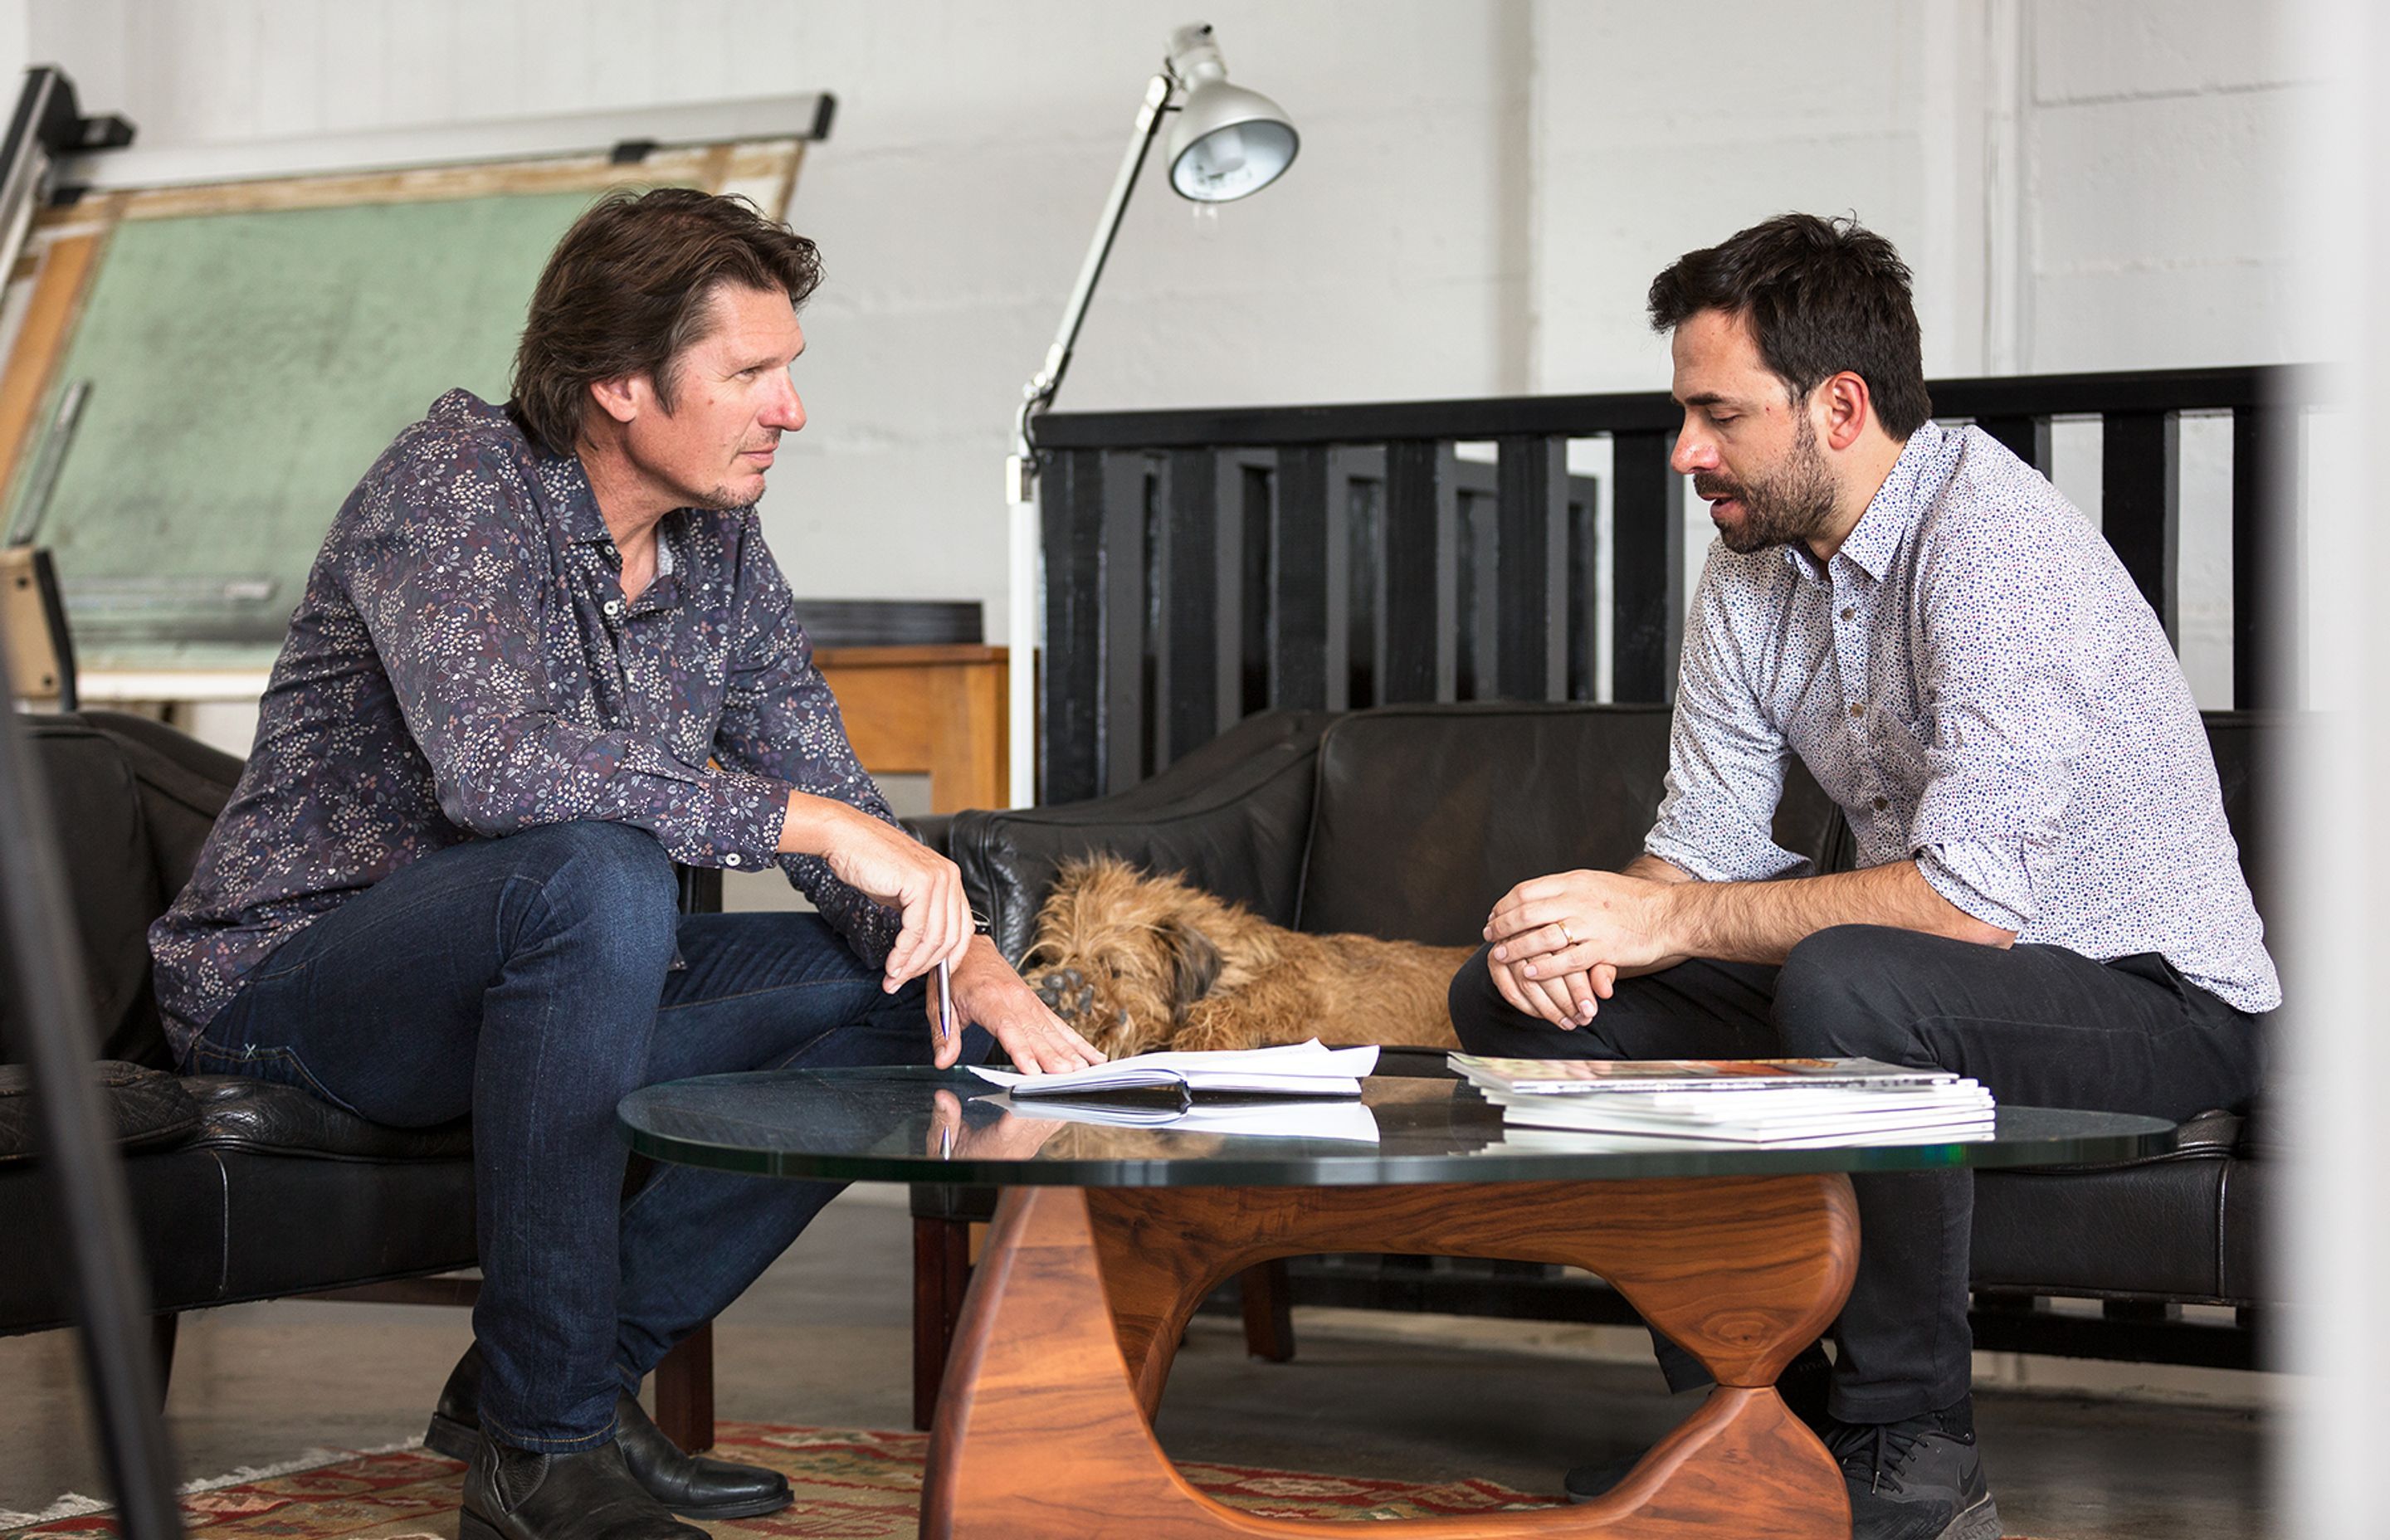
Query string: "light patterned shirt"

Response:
xmin=1645 ymin=420 xmax=2279 ymax=1014
xmin=151 ymin=390 xmax=901 ymax=1057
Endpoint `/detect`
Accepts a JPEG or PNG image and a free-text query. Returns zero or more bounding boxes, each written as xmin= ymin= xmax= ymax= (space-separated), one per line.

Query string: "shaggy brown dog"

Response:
xmin=1023 ymin=856 xmax=1471 ymax=1060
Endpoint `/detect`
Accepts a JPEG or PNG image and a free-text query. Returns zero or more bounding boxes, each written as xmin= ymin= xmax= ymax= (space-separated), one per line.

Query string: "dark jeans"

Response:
xmin=188 ymin=820 xmax=990 ymax=1453
xmin=1446 ymin=924 xmax=2264 ymax=1423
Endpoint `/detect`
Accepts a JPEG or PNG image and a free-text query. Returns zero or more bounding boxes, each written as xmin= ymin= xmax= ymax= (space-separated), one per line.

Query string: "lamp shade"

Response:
xmin=1161 ymin=23 xmax=1297 ymax=202
xmin=1167 ymin=80 xmax=1297 ymax=201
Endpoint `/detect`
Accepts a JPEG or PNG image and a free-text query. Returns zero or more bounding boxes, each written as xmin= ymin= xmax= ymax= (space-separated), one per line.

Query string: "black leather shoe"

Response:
xmin=429 ymin=1345 xmax=793 ymax=1520
xmin=461 ymin=1435 xmax=706 ymax=1540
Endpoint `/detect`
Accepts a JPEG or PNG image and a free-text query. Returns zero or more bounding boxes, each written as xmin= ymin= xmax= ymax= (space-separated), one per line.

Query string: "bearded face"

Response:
xmin=1691 ymin=410 xmax=1841 ymax=555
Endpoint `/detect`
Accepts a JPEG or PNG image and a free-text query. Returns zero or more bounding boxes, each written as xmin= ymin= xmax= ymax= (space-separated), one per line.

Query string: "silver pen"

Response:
xmin=935 ymin=957 xmax=953 ymax=1046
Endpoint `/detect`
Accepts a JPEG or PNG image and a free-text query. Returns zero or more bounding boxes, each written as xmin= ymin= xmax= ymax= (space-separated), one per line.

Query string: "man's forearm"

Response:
xmin=1623 ymin=852 xmax=1693 ymax=885
xmin=1659 ymin=859 xmax=2014 ymax=965
xmin=776 ymin=787 xmax=875 ymax=855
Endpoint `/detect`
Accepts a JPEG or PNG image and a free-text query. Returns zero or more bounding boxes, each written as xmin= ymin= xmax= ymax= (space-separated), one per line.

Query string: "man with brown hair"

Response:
xmin=1450 ymin=213 xmax=2273 ymax=1540
xmin=152 ymin=188 xmax=1102 ymax=1540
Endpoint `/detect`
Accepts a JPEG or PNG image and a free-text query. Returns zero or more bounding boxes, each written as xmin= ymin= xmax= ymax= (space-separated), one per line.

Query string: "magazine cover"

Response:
xmin=1447 ymin=1054 xmax=1961 ymax=1095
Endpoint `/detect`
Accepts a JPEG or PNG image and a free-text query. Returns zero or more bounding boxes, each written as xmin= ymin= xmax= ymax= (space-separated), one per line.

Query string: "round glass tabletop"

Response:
xmin=617 ymin=1065 xmax=2176 ymax=1188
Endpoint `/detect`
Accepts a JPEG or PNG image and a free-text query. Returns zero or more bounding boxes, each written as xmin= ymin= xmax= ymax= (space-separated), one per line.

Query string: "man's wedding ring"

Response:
xmin=1559 ymin=922 xmax=1573 ymax=944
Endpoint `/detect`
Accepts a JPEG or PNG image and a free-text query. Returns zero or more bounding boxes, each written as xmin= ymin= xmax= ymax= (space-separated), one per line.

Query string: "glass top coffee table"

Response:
xmin=621 ymin=1067 xmax=2171 ymax=1540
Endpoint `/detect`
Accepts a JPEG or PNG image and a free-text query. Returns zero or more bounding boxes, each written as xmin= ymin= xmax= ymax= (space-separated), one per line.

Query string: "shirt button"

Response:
xmin=1848 ymin=703 xmax=1865 ymax=719
xmin=1840 ymin=607 xmax=1856 ymax=621
xmin=603 ymin=598 xmax=622 ymax=616
xmin=724 ymin=853 xmax=743 ymax=867
xmin=1873 ymin=796 xmax=1889 ymax=811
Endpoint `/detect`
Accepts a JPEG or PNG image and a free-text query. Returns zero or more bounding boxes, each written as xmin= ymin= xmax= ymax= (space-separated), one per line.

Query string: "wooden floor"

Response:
xmin=0 ymin=1189 xmax=2273 ymax=1538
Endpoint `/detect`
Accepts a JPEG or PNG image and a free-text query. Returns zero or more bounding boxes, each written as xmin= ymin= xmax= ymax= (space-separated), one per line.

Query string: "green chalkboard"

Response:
xmin=22 ymin=189 xmax=609 ymax=670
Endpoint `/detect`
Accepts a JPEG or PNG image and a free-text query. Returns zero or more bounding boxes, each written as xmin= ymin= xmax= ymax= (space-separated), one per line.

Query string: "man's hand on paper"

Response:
xmin=932 ymin=935 xmax=1106 ymax=1074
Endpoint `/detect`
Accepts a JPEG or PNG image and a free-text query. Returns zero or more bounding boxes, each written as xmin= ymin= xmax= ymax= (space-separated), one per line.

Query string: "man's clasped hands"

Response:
xmin=1481 ymin=866 xmax=1692 ymax=1031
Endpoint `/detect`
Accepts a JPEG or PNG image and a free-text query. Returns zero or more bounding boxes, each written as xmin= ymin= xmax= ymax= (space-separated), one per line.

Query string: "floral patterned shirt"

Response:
xmin=1646 ymin=421 xmax=2280 ymax=1014
xmin=150 ymin=389 xmax=900 ymax=1057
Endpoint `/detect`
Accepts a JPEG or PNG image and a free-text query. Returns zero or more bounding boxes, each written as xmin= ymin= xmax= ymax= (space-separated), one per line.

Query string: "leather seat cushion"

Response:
xmin=0 ymin=1151 xmax=230 ymax=1329
xmin=1973 ymin=1159 xmax=2231 ymax=1300
xmin=213 ymin=1147 xmax=476 ymax=1302
xmin=183 ymin=1075 xmax=471 ymax=1161
xmin=0 ymin=1060 xmax=201 ymax=1162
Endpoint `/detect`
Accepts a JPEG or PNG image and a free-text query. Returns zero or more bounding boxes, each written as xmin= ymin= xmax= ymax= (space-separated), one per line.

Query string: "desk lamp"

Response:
xmin=1002 ymin=22 xmax=1299 ymax=805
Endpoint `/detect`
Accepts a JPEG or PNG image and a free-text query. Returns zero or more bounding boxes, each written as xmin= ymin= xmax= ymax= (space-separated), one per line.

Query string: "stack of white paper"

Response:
xmin=975 ymin=1091 xmax=1382 ymax=1143
xmin=968 ymin=1039 xmax=1379 ymax=1099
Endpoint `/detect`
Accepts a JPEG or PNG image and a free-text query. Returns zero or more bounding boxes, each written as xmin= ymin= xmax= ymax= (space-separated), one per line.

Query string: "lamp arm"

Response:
xmin=1007 ymin=70 xmax=1174 ymax=500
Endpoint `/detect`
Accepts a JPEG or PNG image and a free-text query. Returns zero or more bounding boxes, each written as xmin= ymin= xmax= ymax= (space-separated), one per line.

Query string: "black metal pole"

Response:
xmin=0 ymin=632 xmax=183 ymax=1536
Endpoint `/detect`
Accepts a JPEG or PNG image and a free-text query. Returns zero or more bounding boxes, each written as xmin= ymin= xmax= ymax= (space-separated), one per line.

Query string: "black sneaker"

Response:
xmin=1562 ymin=1343 xmax=1834 ymax=1503
xmin=1824 ymin=1397 xmax=2001 ymax=1540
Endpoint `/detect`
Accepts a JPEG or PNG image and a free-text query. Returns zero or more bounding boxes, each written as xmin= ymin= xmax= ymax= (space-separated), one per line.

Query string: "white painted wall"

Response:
xmin=1529 ymin=0 xmax=2314 ymax=387
xmin=27 ymin=0 xmax=1531 ymax=652
xmin=1527 ymin=0 xmax=2324 ymax=705
xmin=18 ymin=0 xmax=2321 ymax=709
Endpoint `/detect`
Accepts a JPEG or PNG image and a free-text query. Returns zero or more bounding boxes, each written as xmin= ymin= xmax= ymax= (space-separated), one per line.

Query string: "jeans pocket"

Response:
xmin=187 ymin=1031 xmax=363 ymax=1117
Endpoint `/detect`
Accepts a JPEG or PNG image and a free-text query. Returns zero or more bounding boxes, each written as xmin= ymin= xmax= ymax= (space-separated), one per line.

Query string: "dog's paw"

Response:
xmin=1035 ymin=968 xmax=1136 ymax=1045
xmin=1035 ymin=968 xmax=1096 ymax=1021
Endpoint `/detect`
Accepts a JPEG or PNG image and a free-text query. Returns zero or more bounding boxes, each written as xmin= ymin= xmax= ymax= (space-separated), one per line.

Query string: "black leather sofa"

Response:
xmin=0 ymin=711 xmax=715 ymax=1446
xmin=926 ymin=701 xmax=2277 ymax=1386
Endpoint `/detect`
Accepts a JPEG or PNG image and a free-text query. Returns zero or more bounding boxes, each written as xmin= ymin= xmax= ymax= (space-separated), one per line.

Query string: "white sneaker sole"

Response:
xmin=1941 ymin=1491 xmax=2002 ymax=1540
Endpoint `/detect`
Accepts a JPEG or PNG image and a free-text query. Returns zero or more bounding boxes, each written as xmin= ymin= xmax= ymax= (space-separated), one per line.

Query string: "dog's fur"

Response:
xmin=1024 ymin=856 xmax=1471 ymax=1060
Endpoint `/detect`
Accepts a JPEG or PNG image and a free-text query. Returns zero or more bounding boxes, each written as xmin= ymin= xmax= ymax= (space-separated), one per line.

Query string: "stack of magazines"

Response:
xmin=1449 ymin=1055 xmax=1996 ymax=1147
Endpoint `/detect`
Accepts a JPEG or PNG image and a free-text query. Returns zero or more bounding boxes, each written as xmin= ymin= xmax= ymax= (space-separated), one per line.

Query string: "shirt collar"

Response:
xmin=423 ymin=389 xmax=609 ymax=548
xmin=1827 ymin=419 xmax=1953 ymax=583
xmin=535 ymin=448 xmax=614 ymax=548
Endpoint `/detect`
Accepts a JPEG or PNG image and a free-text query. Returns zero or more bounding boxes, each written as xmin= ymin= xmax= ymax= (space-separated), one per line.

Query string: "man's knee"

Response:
xmin=500 ymin=821 xmax=679 ymax=969
xmin=1771 ymin=924 xmax=1932 ymax=1060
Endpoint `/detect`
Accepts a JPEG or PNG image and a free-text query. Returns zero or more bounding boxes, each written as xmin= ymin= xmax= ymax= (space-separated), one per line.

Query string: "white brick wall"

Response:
xmin=12 ymin=0 xmax=2319 ymax=697
xmin=27 ymin=1 xmax=1534 ymax=643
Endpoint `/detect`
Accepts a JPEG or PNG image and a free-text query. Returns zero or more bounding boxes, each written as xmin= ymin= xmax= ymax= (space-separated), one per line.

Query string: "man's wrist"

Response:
xmin=958 ymin=929 xmax=1005 ymax=974
xmin=777 ymin=789 xmax=863 ymax=857
xmin=1650 ymin=875 xmax=1704 ymax=962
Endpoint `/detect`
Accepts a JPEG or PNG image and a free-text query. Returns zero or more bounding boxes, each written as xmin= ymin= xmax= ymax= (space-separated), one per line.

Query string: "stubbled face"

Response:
xmin=1667 ymin=308 xmax=1839 ymax=554
xmin=622 ymin=282 xmax=807 ymax=511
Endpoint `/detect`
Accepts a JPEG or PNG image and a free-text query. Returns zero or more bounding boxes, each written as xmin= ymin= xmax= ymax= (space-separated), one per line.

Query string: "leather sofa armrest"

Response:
xmin=905 ymin=814 xmax=954 ymax=859
xmin=949 ymin=710 xmax=1335 ymax=962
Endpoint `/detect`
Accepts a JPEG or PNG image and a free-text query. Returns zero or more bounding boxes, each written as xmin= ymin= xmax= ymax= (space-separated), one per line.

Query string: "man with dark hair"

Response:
xmin=1449 ymin=213 xmax=2273 ymax=1540
xmin=153 ymin=188 xmax=1103 ymax=1540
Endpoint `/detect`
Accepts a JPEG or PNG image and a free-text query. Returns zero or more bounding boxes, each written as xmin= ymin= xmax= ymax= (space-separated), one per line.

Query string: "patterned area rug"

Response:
xmin=2 ymin=1425 xmax=1564 ymax=1538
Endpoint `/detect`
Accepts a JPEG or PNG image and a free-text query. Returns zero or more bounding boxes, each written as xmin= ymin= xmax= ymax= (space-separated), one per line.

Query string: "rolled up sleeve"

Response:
xmin=1905 ymin=532 xmax=2105 ymax=933
xmin=1646 ymin=552 xmax=1812 ymax=883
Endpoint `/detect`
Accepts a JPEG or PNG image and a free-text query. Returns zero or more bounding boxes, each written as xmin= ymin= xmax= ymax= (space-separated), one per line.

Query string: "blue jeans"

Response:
xmin=188 ymin=821 xmax=988 ymax=1453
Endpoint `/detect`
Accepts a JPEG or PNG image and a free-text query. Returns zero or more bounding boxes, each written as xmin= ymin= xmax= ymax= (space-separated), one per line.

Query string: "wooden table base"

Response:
xmin=922 ymin=1177 xmax=1858 ymax=1538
